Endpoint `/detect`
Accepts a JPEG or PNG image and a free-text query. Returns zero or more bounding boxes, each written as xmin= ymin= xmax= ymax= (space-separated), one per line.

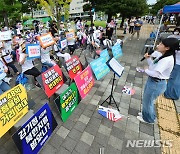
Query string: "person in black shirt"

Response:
xmin=50 ymin=21 xmax=58 ymax=36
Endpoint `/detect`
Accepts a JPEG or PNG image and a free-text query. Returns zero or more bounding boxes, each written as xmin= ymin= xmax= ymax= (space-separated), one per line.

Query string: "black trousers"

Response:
xmin=7 ymin=62 xmax=19 ymax=74
xmin=129 ymin=26 xmax=134 ymax=34
xmin=24 ymin=67 xmax=41 ymax=81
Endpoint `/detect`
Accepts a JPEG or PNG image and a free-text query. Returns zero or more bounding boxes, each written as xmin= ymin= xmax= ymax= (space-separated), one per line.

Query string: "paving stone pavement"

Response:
xmin=0 ymin=23 xmax=162 ymax=154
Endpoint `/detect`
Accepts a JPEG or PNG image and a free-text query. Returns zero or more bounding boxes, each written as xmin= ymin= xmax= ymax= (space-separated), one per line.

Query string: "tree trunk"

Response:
xmin=31 ymin=8 xmax=34 ymax=18
xmin=120 ymin=16 xmax=125 ymax=28
xmin=3 ymin=11 xmax=9 ymax=27
xmin=107 ymin=13 xmax=112 ymax=23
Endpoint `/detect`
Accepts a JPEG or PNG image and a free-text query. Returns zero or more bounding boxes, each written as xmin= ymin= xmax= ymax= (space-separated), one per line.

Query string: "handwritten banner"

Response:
xmin=12 ymin=103 xmax=57 ymax=154
xmin=42 ymin=65 xmax=64 ymax=98
xmin=0 ymin=31 xmax=12 ymax=40
xmin=0 ymin=84 xmax=28 ymax=138
xmin=100 ymin=49 xmax=110 ymax=62
xmin=112 ymin=44 xmax=123 ymax=59
xmin=90 ymin=57 xmax=110 ymax=80
xmin=65 ymin=56 xmax=82 ymax=80
xmin=38 ymin=32 xmax=55 ymax=48
xmin=74 ymin=66 xmax=94 ymax=99
xmin=26 ymin=44 xmax=41 ymax=59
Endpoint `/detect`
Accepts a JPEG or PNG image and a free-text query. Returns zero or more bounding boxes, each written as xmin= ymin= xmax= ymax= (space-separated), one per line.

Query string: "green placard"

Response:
xmin=60 ymin=83 xmax=79 ymax=122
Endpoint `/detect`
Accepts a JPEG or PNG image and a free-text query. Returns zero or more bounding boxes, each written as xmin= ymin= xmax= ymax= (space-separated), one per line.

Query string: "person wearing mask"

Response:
xmin=137 ymin=38 xmax=179 ymax=124
xmin=106 ymin=19 xmax=115 ymax=40
xmin=164 ymin=28 xmax=180 ymax=100
xmin=130 ymin=17 xmax=143 ymax=40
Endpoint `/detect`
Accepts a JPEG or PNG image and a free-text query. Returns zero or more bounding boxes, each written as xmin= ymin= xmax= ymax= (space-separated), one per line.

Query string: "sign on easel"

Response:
xmin=12 ymin=103 xmax=57 ymax=154
xmin=112 ymin=44 xmax=123 ymax=59
xmin=100 ymin=49 xmax=110 ymax=62
xmin=26 ymin=44 xmax=41 ymax=59
xmin=0 ymin=84 xmax=28 ymax=138
xmin=37 ymin=32 xmax=55 ymax=48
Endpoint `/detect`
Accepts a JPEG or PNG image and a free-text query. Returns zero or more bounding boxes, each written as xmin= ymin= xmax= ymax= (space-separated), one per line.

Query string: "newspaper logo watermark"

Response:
xmin=126 ymin=140 xmax=173 ymax=148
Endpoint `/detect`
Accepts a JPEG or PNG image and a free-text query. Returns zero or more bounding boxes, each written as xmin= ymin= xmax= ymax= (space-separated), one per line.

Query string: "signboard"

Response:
xmin=100 ymin=49 xmax=110 ymax=62
xmin=74 ymin=66 xmax=94 ymax=99
xmin=42 ymin=65 xmax=64 ymax=98
xmin=90 ymin=57 xmax=110 ymax=80
xmin=55 ymin=83 xmax=79 ymax=122
xmin=12 ymin=103 xmax=57 ymax=154
xmin=65 ymin=56 xmax=82 ymax=80
xmin=112 ymin=44 xmax=123 ymax=59
xmin=0 ymin=84 xmax=28 ymax=138
xmin=66 ymin=30 xmax=75 ymax=40
xmin=0 ymin=31 xmax=12 ymax=40
xmin=60 ymin=39 xmax=67 ymax=49
xmin=2 ymin=54 xmax=13 ymax=64
xmin=26 ymin=44 xmax=41 ymax=60
xmin=37 ymin=32 xmax=55 ymax=48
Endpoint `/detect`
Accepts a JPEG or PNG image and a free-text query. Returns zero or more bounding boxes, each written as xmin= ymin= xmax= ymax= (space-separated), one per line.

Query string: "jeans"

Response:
xmin=142 ymin=77 xmax=166 ymax=123
xmin=0 ymin=81 xmax=11 ymax=95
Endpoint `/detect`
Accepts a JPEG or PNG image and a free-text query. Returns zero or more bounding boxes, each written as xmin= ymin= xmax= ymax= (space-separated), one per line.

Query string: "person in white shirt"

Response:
xmin=129 ymin=17 xmax=135 ymax=34
xmin=164 ymin=28 xmax=180 ymax=100
xmin=137 ymin=38 xmax=179 ymax=124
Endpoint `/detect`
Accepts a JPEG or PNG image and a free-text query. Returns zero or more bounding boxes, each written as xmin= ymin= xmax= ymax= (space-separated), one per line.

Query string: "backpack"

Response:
xmin=15 ymin=73 xmax=28 ymax=85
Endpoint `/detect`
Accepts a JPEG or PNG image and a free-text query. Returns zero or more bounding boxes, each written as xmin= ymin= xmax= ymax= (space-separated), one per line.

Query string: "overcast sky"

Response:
xmin=147 ymin=0 xmax=157 ymax=5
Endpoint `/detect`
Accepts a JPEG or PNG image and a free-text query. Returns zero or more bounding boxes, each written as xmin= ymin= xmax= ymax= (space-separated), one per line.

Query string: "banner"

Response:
xmin=37 ymin=32 xmax=55 ymax=48
xmin=12 ymin=103 xmax=57 ymax=154
xmin=0 ymin=31 xmax=12 ymax=40
xmin=100 ymin=49 xmax=110 ymax=62
xmin=26 ymin=44 xmax=41 ymax=60
xmin=74 ymin=66 xmax=94 ymax=99
xmin=0 ymin=84 xmax=28 ymax=138
xmin=60 ymin=39 xmax=67 ymax=49
xmin=112 ymin=44 xmax=123 ymax=59
xmin=90 ymin=57 xmax=110 ymax=80
xmin=66 ymin=30 xmax=75 ymax=40
xmin=42 ymin=65 xmax=64 ymax=98
xmin=55 ymin=83 xmax=79 ymax=122
xmin=65 ymin=56 xmax=82 ymax=80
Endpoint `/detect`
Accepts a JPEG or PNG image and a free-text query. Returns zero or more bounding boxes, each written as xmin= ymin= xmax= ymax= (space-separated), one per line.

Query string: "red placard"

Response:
xmin=66 ymin=56 xmax=83 ymax=79
xmin=42 ymin=65 xmax=64 ymax=97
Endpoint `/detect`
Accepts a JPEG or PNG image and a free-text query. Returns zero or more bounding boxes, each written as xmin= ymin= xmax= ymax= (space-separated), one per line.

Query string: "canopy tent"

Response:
xmin=163 ymin=2 xmax=180 ymax=14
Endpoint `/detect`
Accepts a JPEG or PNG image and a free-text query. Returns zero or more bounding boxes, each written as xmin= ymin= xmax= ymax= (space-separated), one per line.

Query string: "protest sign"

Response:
xmin=26 ymin=44 xmax=40 ymax=59
xmin=100 ymin=49 xmax=110 ymax=62
xmin=12 ymin=103 xmax=57 ymax=154
xmin=0 ymin=31 xmax=12 ymax=40
xmin=65 ymin=56 xmax=82 ymax=80
xmin=37 ymin=32 xmax=55 ymax=48
xmin=0 ymin=84 xmax=28 ymax=138
xmin=90 ymin=57 xmax=110 ymax=80
xmin=74 ymin=66 xmax=94 ymax=99
xmin=112 ymin=44 xmax=123 ymax=59
xmin=2 ymin=54 xmax=13 ymax=64
xmin=60 ymin=39 xmax=67 ymax=49
xmin=55 ymin=83 xmax=79 ymax=122
xmin=66 ymin=30 xmax=75 ymax=40
xmin=42 ymin=65 xmax=64 ymax=98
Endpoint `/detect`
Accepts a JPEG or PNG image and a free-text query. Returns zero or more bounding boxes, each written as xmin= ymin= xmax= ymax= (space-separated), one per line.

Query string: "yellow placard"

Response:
xmin=0 ymin=84 xmax=28 ymax=138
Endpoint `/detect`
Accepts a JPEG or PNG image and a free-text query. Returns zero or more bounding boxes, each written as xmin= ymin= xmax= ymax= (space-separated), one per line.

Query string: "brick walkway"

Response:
xmin=0 ymin=24 xmax=163 ymax=154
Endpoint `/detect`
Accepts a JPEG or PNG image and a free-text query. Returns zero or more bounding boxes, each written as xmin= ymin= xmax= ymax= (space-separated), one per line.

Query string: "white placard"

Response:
xmin=0 ymin=31 xmax=12 ymax=41
xmin=60 ymin=39 xmax=67 ymax=49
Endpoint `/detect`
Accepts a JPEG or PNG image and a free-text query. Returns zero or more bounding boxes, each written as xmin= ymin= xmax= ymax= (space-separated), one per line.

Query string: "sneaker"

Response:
xmin=138 ymin=112 xmax=142 ymax=116
xmin=137 ymin=116 xmax=154 ymax=124
xmin=35 ymin=83 xmax=41 ymax=88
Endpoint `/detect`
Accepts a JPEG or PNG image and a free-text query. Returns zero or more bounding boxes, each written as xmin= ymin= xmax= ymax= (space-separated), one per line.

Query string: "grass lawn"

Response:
xmin=87 ymin=20 xmax=122 ymax=28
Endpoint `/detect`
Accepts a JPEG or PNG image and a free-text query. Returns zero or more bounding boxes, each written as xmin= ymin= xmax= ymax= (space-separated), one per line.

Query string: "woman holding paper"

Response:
xmin=137 ymin=38 xmax=179 ymax=124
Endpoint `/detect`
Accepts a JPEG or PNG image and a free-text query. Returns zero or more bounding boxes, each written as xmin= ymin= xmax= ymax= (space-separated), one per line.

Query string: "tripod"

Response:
xmin=101 ymin=72 xmax=120 ymax=111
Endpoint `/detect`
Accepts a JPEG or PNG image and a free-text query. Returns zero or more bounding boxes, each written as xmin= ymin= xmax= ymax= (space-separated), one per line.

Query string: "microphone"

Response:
xmin=141 ymin=48 xmax=154 ymax=61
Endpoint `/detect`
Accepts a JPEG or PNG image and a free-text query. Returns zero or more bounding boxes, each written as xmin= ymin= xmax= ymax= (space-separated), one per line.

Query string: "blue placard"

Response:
xmin=26 ymin=44 xmax=41 ymax=60
xmin=12 ymin=103 xmax=58 ymax=154
xmin=90 ymin=57 xmax=110 ymax=80
xmin=100 ymin=49 xmax=110 ymax=62
xmin=112 ymin=44 xmax=123 ymax=59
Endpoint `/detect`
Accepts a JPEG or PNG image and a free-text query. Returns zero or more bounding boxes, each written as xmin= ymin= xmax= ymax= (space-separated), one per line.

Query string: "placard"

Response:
xmin=0 ymin=84 xmax=28 ymax=138
xmin=74 ymin=66 xmax=94 ymax=99
xmin=100 ymin=49 xmax=110 ymax=62
xmin=112 ymin=44 xmax=123 ymax=59
xmin=26 ymin=44 xmax=41 ymax=59
xmin=42 ymin=65 xmax=64 ymax=98
xmin=90 ymin=57 xmax=110 ymax=80
xmin=37 ymin=32 xmax=55 ymax=48
xmin=12 ymin=103 xmax=57 ymax=154
xmin=66 ymin=31 xmax=75 ymax=40
xmin=55 ymin=83 xmax=79 ymax=122
xmin=2 ymin=54 xmax=13 ymax=64
xmin=65 ymin=56 xmax=82 ymax=80
xmin=0 ymin=31 xmax=12 ymax=40
xmin=60 ymin=39 xmax=67 ymax=49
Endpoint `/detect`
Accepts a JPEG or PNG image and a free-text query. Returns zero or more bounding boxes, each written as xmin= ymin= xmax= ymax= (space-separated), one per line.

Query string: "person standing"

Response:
xmin=130 ymin=17 xmax=143 ymax=40
xmin=106 ymin=19 xmax=115 ymax=40
xmin=123 ymin=19 xmax=128 ymax=34
xmin=129 ymin=17 xmax=135 ymax=34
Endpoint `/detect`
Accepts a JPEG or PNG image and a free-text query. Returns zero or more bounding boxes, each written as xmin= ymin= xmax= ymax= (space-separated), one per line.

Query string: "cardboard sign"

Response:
xmin=74 ymin=66 xmax=94 ymax=99
xmin=2 ymin=54 xmax=13 ymax=64
xmin=42 ymin=65 xmax=64 ymax=98
xmin=0 ymin=31 xmax=12 ymax=40
xmin=65 ymin=56 xmax=82 ymax=80
xmin=66 ymin=31 xmax=75 ymax=40
xmin=12 ymin=103 xmax=57 ymax=154
xmin=90 ymin=57 xmax=110 ymax=80
xmin=112 ymin=44 xmax=123 ymax=59
xmin=38 ymin=32 xmax=55 ymax=48
xmin=26 ymin=44 xmax=41 ymax=59
xmin=55 ymin=83 xmax=79 ymax=122
xmin=100 ymin=49 xmax=110 ymax=62
xmin=60 ymin=39 xmax=67 ymax=49
xmin=0 ymin=84 xmax=28 ymax=138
